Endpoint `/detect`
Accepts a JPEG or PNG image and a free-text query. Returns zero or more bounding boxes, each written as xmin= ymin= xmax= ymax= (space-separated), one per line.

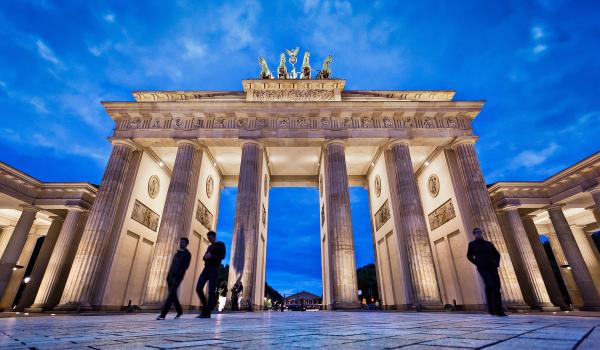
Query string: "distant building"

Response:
xmin=285 ymin=291 xmax=321 ymax=309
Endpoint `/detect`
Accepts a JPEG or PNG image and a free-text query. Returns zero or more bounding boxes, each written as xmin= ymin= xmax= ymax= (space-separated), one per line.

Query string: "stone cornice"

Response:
xmin=488 ymin=151 xmax=600 ymax=209
xmin=0 ymin=161 xmax=97 ymax=210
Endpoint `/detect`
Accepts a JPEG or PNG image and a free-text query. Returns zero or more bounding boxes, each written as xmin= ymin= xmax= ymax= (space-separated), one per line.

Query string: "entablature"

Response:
xmin=0 ymin=161 xmax=97 ymax=210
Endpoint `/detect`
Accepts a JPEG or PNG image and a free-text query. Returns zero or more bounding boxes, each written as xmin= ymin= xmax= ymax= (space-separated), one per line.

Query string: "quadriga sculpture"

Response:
xmin=316 ymin=54 xmax=333 ymax=79
xmin=258 ymin=56 xmax=273 ymax=79
xmin=277 ymin=53 xmax=288 ymax=79
xmin=300 ymin=51 xmax=311 ymax=79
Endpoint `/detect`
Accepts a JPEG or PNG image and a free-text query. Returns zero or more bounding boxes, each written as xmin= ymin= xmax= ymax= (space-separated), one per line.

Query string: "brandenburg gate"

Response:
xmin=7 ymin=51 xmax=579 ymax=313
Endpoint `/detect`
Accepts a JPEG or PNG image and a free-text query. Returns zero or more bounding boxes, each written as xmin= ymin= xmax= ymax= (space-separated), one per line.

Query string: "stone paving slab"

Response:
xmin=0 ymin=311 xmax=599 ymax=349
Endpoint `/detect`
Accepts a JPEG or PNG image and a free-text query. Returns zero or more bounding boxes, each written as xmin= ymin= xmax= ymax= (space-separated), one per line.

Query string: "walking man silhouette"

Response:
xmin=196 ymin=231 xmax=226 ymax=318
xmin=467 ymin=227 xmax=507 ymax=316
xmin=157 ymin=237 xmax=191 ymax=320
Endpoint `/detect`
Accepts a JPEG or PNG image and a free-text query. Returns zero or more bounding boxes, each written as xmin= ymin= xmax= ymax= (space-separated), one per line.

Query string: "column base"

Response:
xmin=540 ymin=306 xmax=561 ymax=312
xmin=580 ymin=305 xmax=600 ymax=311
xmin=506 ymin=303 xmax=531 ymax=312
xmin=333 ymin=301 xmax=361 ymax=309
xmin=53 ymin=302 xmax=93 ymax=312
xmin=139 ymin=303 xmax=163 ymax=311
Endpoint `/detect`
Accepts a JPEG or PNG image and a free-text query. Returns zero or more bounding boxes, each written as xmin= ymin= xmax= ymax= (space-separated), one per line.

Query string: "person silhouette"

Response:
xmin=467 ymin=227 xmax=507 ymax=316
xmin=156 ymin=237 xmax=191 ymax=320
xmin=196 ymin=231 xmax=226 ymax=318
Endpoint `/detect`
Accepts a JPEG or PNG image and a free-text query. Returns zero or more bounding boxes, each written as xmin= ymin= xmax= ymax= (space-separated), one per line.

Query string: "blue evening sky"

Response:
xmin=1 ymin=0 xmax=599 ymax=296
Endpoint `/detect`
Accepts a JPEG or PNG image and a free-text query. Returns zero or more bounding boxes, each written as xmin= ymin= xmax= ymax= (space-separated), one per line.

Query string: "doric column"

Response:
xmin=546 ymin=231 xmax=583 ymax=307
xmin=323 ymin=141 xmax=359 ymax=308
xmin=0 ymin=231 xmax=41 ymax=309
xmin=570 ymin=224 xmax=600 ymax=293
xmin=0 ymin=205 xmax=39 ymax=299
xmin=389 ymin=141 xmax=441 ymax=307
xmin=28 ymin=207 xmax=86 ymax=311
xmin=590 ymin=186 xmax=600 ymax=218
xmin=501 ymin=206 xmax=553 ymax=309
xmin=228 ymin=141 xmax=265 ymax=309
xmin=15 ymin=215 xmax=65 ymax=310
xmin=0 ymin=225 xmax=15 ymax=258
xmin=547 ymin=204 xmax=600 ymax=310
xmin=452 ymin=138 xmax=525 ymax=307
xmin=143 ymin=140 xmax=201 ymax=307
xmin=521 ymin=215 xmax=567 ymax=309
xmin=56 ymin=140 xmax=137 ymax=310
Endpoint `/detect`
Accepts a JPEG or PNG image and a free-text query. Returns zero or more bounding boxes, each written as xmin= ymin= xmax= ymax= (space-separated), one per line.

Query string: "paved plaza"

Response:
xmin=1 ymin=311 xmax=600 ymax=349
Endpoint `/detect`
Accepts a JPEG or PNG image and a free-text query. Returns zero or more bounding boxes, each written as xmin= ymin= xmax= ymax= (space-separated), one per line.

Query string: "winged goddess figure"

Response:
xmin=286 ymin=47 xmax=300 ymax=79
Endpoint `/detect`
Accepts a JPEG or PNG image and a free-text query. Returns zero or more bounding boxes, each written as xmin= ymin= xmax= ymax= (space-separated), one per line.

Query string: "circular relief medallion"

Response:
xmin=374 ymin=175 xmax=382 ymax=198
xmin=428 ymin=174 xmax=440 ymax=198
xmin=263 ymin=175 xmax=268 ymax=196
xmin=206 ymin=175 xmax=214 ymax=198
xmin=148 ymin=175 xmax=160 ymax=199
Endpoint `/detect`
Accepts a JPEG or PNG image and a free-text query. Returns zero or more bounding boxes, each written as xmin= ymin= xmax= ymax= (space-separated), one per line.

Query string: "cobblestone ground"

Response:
xmin=1 ymin=311 xmax=600 ymax=349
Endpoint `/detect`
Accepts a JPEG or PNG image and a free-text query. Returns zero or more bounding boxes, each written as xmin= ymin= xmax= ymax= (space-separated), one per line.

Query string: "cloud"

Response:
xmin=28 ymin=97 xmax=49 ymax=113
xmin=533 ymin=44 xmax=547 ymax=54
xmin=35 ymin=39 xmax=61 ymax=66
xmin=88 ymin=41 xmax=112 ymax=57
xmin=513 ymin=143 xmax=559 ymax=167
xmin=182 ymin=39 xmax=206 ymax=59
xmin=531 ymin=26 xmax=544 ymax=40
xmin=104 ymin=13 xmax=115 ymax=23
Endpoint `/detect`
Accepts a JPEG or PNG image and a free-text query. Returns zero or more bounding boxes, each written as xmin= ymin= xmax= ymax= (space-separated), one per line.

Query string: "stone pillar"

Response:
xmin=502 ymin=206 xmax=553 ymax=310
xmin=28 ymin=207 xmax=87 ymax=311
xmin=323 ymin=141 xmax=359 ymax=309
xmin=546 ymin=231 xmax=583 ymax=307
xmin=228 ymin=141 xmax=264 ymax=309
xmin=143 ymin=140 xmax=201 ymax=307
xmin=521 ymin=215 xmax=567 ymax=309
xmin=0 ymin=231 xmax=42 ymax=309
xmin=14 ymin=215 xmax=65 ymax=310
xmin=56 ymin=140 xmax=136 ymax=311
xmin=571 ymin=224 xmax=600 ymax=293
xmin=547 ymin=204 xmax=600 ymax=310
xmin=0 ymin=205 xmax=39 ymax=300
xmin=389 ymin=141 xmax=441 ymax=307
xmin=452 ymin=138 xmax=526 ymax=307
xmin=590 ymin=187 xmax=600 ymax=217
xmin=0 ymin=225 xmax=15 ymax=258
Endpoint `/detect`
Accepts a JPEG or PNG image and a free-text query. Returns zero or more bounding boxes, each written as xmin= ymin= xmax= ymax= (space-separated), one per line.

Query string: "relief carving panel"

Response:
xmin=195 ymin=200 xmax=214 ymax=230
xmin=428 ymin=199 xmax=456 ymax=231
xmin=131 ymin=199 xmax=160 ymax=231
xmin=374 ymin=200 xmax=391 ymax=232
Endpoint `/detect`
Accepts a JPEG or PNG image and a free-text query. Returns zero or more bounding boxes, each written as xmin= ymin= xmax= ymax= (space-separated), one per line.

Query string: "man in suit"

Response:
xmin=157 ymin=237 xmax=192 ymax=320
xmin=467 ymin=227 xmax=507 ymax=316
xmin=196 ymin=231 xmax=226 ymax=318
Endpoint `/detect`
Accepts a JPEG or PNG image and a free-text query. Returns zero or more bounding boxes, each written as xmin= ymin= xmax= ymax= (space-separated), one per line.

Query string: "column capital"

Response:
xmin=449 ymin=136 xmax=479 ymax=150
xmin=545 ymin=203 xmax=565 ymax=212
xmin=521 ymin=213 xmax=539 ymax=221
xmin=48 ymin=215 xmax=65 ymax=222
xmin=240 ymin=139 xmax=264 ymax=149
xmin=588 ymin=185 xmax=600 ymax=195
xmin=175 ymin=139 xmax=200 ymax=150
xmin=323 ymin=139 xmax=347 ymax=149
xmin=386 ymin=139 xmax=410 ymax=150
xmin=65 ymin=205 xmax=87 ymax=213
xmin=109 ymin=138 xmax=141 ymax=150
xmin=499 ymin=204 xmax=521 ymax=212
xmin=18 ymin=204 xmax=39 ymax=213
